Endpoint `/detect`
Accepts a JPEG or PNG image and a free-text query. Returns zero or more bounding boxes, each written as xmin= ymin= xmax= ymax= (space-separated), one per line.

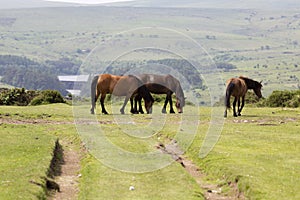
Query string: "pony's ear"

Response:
xmin=260 ymin=80 xmax=263 ymax=84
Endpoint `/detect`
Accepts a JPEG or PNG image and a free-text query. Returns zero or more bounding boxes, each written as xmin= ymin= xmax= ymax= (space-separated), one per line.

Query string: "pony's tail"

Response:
xmin=91 ymin=75 xmax=99 ymax=110
xmin=225 ymin=82 xmax=234 ymax=109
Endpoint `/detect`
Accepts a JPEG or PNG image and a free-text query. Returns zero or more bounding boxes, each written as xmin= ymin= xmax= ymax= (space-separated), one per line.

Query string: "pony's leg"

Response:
xmin=237 ymin=98 xmax=241 ymax=116
xmin=168 ymin=95 xmax=175 ymax=113
xmin=130 ymin=96 xmax=138 ymax=114
xmin=238 ymin=96 xmax=245 ymax=116
xmin=130 ymin=97 xmax=135 ymax=114
xmin=233 ymin=97 xmax=238 ymax=117
xmin=100 ymin=93 xmax=108 ymax=115
xmin=162 ymin=94 xmax=168 ymax=113
xmin=120 ymin=95 xmax=130 ymax=114
xmin=137 ymin=95 xmax=144 ymax=114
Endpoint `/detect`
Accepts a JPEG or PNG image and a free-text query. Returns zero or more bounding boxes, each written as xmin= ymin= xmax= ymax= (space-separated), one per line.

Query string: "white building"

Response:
xmin=58 ymin=75 xmax=90 ymax=96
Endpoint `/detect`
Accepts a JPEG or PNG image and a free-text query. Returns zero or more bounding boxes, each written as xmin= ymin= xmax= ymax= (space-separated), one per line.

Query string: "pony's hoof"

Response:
xmin=130 ymin=110 xmax=138 ymax=114
xmin=170 ymin=110 xmax=175 ymax=114
xmin=161 ymin=108 xmax=167 ymax=114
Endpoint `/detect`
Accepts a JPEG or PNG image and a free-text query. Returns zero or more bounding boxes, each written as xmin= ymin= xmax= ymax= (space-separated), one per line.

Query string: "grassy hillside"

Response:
xmin=0 ymin=6 xmax=299 ymax=98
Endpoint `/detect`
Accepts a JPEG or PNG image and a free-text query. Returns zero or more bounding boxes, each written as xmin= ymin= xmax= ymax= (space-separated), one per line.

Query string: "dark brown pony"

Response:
xmin=224 ymin=76 xmax=262 ymax=117
xmin=132 ymin=74 xmax=185 ymax=114
xmin=90 ymin=74 xmax=154 ymax=115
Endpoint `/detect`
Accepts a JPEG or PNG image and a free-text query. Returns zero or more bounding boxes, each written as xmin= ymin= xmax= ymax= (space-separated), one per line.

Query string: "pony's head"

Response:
xmin=144 ymin=97 xmax=153 ymax=114
xmin=175 ymin=96 xmax=185 ymax=113
xmin=139 ymin=84 xmax=154 ymax=114
xmin=253 ymin=81 xmax=263 ymax=98
xmin=175 ymin=80 xmax=185 ymax=113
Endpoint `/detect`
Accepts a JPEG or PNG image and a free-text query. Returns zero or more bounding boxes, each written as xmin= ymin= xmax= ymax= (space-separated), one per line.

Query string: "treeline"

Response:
xmin=1 ymin=66 xmax=66 ymax=94
xmin=0 ymin=55 xmax=81 ymax=95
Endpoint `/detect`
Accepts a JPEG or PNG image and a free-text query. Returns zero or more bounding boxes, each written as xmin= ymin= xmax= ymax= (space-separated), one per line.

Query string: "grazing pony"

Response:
xmin=224 ymin=76 xmax=262 ymax=117
xmin=90 ymin=74 xmax=154 ymax=115
xmin=132 ymin=74 xmax=185 ymax=114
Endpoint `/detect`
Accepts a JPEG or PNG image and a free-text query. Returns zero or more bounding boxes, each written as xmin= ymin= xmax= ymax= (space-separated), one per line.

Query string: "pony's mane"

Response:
xmin=239 ymin=76 xmax=262 ymax=88
xmin=239 ymin=76 xmax=249 ymax=80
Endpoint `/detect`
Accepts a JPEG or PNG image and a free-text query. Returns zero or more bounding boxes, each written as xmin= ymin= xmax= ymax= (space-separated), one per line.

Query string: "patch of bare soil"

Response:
xmin=48 ymin=140 xmax=82 ymax=200
xmin=157 ymin=140 xmax=244 ymax=200
xmin=232 ymin=117 xmax=298 ymax=126
xmin=0 ymin=118 xmax=73 ymax=125
xmin=0 ymin=117 xmax=114 ymax=125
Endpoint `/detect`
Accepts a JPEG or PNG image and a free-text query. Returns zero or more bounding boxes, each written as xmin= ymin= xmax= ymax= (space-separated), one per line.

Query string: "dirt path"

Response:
xmin=157 ymin=140 xmax=244 ymax=200
xmin=48 ymin=140 xmax=81 ymax=200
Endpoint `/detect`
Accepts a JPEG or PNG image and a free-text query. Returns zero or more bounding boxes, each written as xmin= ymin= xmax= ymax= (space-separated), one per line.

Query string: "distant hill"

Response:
xmin=106 ymin=0 xmax=300 ymax=10
xmin=1 ymin=0 xmax=299 ymax=10
xmin=0 ymin=0 xmax=78 ymax=9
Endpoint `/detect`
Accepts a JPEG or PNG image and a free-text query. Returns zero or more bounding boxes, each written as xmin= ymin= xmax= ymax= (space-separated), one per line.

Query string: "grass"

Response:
xmin=187 ymin=107 xmax=300 ymax=199
xmin=0 ymin=104 xmax=79 ymax=199
xmin=79 ymin=155 xmax=203 ymax=200
xmin=0 ymin=103 xmax=299 ymax=199
xmin=0 ymin=123 xmax=55 ymax=199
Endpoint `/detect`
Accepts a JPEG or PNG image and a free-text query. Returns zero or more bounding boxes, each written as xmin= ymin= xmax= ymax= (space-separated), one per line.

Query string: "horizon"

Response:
xmin=44 ymin=0 xmax=135 ymax=4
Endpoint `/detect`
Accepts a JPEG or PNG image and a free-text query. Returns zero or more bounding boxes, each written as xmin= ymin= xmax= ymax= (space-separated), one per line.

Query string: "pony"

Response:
xmin=224 ymin=76 xmax=263 ymax=117
xmin=131 ymin=74 xmax=185 ymax=114
xmin=90 ymin=74 xmax=154 ymax=115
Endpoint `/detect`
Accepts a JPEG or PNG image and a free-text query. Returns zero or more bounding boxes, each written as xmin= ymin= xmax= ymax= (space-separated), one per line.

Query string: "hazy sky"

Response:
xmin=45 ymin=0 xmax=135 ymax=4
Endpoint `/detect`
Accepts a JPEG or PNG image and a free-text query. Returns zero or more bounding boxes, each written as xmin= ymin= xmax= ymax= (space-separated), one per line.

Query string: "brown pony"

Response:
xmin=132 ymin=74 xmax=185 ymax=114
xmin=224 ymin=76 xmax=262 ymax=117
xmin=90 ymin=74 xmax=154 ymax=115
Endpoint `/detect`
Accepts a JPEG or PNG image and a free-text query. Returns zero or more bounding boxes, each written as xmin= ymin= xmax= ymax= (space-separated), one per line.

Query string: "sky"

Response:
xmin=45 ymin=0 xmax=135 ymax=4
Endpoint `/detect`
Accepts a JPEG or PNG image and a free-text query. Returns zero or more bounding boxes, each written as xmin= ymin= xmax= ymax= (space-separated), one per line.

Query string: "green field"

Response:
xmin=0 ymin=103 xmax=299 ymax=199
xmin=0 ymin=3 xmax=299 ymax=199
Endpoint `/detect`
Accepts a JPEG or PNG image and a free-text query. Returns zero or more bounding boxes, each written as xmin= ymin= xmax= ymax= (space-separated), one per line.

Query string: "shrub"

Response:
xmin=0 ymin=88 xmax=66 ymax=106
xmin=29 ymin=90 xmax=65 ymax=106
xmin=265 ymin=90 xmax=300 ymax=107
xmin=245 ymin=91 xmax=263 ymax=104
xmin=0 ymin=88 xmax=37 ymax=106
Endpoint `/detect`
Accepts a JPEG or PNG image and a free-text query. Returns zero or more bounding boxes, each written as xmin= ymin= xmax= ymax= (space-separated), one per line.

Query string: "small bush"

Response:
xmin=29 ymin=95 xmax=44 ymax=106
xmin=30 ymin=90 xmax=65 ymax=106
xmin=0 ymin=88 xmax=66 ymax=106
xmin=264 ymin=90 xmax=300 ymax=107
xmin=0 ymin=88 xmax=38 ymax=106
xmin=245 ymin=91 xmax=263 ymax=104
